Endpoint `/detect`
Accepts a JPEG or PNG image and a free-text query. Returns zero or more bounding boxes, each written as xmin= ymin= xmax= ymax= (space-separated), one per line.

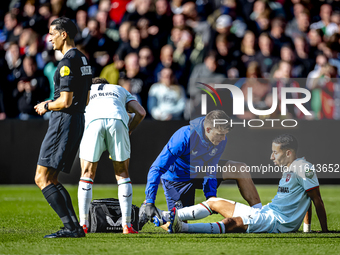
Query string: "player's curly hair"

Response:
xmin=51 ymin=17 xmax=78 ymax=40
xmin=204 ymin=110 xmax=231 ymax=131
xmin=273 ymin=134 xmax=298 ymax=152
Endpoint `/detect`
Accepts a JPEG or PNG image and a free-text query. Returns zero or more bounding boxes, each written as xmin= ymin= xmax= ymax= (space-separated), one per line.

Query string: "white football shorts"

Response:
xmin=79 ymin=118 xmax=130 ymax=162
xmin=233 ymin=203 xmax=279 ymax=233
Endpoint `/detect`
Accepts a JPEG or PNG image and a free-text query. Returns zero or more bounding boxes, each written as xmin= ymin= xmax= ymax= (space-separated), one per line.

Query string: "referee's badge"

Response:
xmin=60 ymin=66 xmax=70 ymax=77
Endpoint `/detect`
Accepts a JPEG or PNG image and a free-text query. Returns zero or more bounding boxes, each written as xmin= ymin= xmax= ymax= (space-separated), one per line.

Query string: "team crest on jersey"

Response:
xmin=286 ymin=173 xmax=291 ymax=182
xmin=209 ymin=148 xmax=218 ymax=156
xmin=60 ymin=66 xmax=70 ymax=77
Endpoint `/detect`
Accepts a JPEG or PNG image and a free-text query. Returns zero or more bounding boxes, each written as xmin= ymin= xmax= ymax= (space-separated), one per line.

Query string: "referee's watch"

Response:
xmin=44 ymin=102 xmax=50 ymax=112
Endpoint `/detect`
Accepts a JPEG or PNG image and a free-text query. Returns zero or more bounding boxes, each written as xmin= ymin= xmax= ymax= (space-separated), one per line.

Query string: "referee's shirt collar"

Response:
xmin=63 ymin=47 xmax=77 ymax=56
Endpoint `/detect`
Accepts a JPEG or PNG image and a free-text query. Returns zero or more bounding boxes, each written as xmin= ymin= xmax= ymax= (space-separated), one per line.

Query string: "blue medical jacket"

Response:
xmin=145 ymin=116 xmax=228 ymax=203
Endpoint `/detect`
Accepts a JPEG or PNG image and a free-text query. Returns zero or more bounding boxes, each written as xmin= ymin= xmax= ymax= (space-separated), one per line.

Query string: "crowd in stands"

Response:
xmin=0 ymin=0 xmax=340 ymax=120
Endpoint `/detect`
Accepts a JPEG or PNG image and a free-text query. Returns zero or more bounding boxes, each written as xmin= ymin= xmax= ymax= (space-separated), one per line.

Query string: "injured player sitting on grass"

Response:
xmin=152 ymin=134 xmax=328 ymax=234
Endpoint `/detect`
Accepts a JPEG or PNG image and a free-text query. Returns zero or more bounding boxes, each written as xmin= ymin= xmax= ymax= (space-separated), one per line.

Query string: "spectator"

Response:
xmin=3 ymin=12 xmax=21 ymax=43
xmin=116 ymin=26 xmax=142 ymax=62
xmin=209 ymin=14 xmax=235 ymax=51
xmin=121 ymin=0 xmax=157 ymax=26
xmin=307 ymin=28 xmax=325 ymax=59
xmin=121 ymin=52 xmax=150 ymax=109
xmin=0 ymin=47 xmax=10 ymax=120
xmin=286 ymin=9 xmax=310 ymax=41
xmin=270 ymin=44 xmax=307 ymax=78
xmin=269 ymin=17 xmax=293 ymax=57
xmin=239 ymin=61 xmax=271 ymax=119
xmin=21 ymin=0 xmax=48 ymax=35
xmin=293 ymin=35 xmax=315 ymax=76
xmin=82 ymin=18 xmax=117 ymax=76
xmin=170 ymin=0 xmax=184 ymax=15
xmin=100 ymin=55 xmax=120 ymax=85
xmin=240 ymin=30 xmax=257 ymax=68
xmin=252 ymin=9 xmax=271 ymax=36
xmin=255 ymin=32 xmax=280 ymax=78
xmin=154 ymin=44 xmax=183 ymax=85
xmin=249 ymin=0 xmax=271 ymax=22
xmin=310 ymin=4 xmax=339 ymax=38
xmin=272 ymin=60 xmax=308 ymax=119
xmin=147 ymin=67 xmax=186 ymax=120
xmin=308 ymin=63 xmax=339 ymax=119
xmin=136 ymin=17 xmax=160 ymax=54
xmin=139 ymin=46 xmax=156 ymax=81
xmin=306 ymin=53 xmax=329 ymax=92
xmin=182 ymin=1 xmax=211 ymax=46
xmin=172 ymin=27 xmax=194 ymax=86
xmin=215 ymin=34 xmax=243 ymax=77
xmin=155 ymin=0 xmax=173 ymax=48
xmin=74 ymin=8 xmax=88 ymax=44
xmin=12 ymin=56 xmax=50 ymax=120
xmin=187 ymin=50 xmax=226 ymax=105
xmin=323 ymin=41 xmax=340 ymax=76
xmin=172 ymin=13 xmax=185 ymax=29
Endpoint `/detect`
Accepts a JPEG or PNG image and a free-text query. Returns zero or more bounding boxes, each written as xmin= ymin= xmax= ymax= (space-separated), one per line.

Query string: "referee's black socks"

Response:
xmin=56 ymin=183 xmax=80 ymax=228
xmin=42 ymin=184 xmax=76 ymax=231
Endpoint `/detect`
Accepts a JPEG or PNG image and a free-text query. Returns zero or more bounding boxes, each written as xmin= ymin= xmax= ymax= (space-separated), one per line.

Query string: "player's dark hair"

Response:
xmin=204 ymin=110 xmax=232 ymax=131
xmin=92 ymin=77 xmax=109 ymax=84
xmin=273 ymin=134 xmax=298 ymax=152
xmin=51 ymin=17 xmax=78 ymax=40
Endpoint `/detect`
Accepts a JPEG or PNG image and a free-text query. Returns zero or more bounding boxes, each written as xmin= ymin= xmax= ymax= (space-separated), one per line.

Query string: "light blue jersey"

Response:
xmin=268 ymin=157 xmax=319 ymax=232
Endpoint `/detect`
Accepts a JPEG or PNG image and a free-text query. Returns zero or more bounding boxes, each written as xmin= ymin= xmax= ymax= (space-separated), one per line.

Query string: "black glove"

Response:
xmin=145 ymin=203 xmax=161 ymax=221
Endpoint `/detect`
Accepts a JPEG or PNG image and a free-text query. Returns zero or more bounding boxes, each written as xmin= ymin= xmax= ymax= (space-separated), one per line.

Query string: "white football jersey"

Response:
xmin=85 ymin=83 xmax=136 ymax=128
xmin=267 ymin=157 xmax=319 ymax=232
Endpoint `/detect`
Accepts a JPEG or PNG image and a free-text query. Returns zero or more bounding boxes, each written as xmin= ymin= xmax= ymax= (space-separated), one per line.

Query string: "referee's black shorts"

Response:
xmin=37 ymin=111 xmax=84 ymax=173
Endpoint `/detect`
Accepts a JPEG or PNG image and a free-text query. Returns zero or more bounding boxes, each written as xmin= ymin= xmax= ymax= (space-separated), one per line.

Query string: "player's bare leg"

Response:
xmin=113 ymin=159 xmax=138 ymax=234
xmin=206 ymin=197 xmax=236 ymax=218
xmin=35 ymin=165 xmax=59 ymax=189
xmin=78 ymin=159 xmax=98 ymax=232
xmin=222 ymin=160 xmax=262 ymax=208
xmin=221 ymin=217 xmax=247 ymax=233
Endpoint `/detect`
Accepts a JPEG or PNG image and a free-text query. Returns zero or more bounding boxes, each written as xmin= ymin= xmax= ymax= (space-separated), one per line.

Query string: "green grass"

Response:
xmin=0 ymin=184 xmax=339 ymax=255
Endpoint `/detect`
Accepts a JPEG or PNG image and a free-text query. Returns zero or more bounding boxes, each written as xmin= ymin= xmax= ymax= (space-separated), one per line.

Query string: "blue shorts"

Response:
xmin=37 ymin=111 xmax=84 ymax=173
xmin=161 ymin=178 xmax=225 ymax=210
xmin=161 ymin=179 xmax=197 ymax=210
xmin=161 ymin=160 xmax=228 ymax=210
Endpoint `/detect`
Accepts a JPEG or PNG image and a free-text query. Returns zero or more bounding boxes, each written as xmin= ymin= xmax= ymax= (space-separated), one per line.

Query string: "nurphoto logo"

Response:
xmin=198 ymin=82 xmax=312 ymax=128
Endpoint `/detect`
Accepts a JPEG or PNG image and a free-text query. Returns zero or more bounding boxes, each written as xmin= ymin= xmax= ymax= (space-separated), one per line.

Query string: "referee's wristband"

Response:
xmin=44 ymin=102 xmax=50 ymax=112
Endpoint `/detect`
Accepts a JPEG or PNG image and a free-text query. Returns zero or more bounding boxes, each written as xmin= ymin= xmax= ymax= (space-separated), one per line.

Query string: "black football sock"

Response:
xmin=42 ymin=184 xmax=76 ymax=231
xmin=56 ymin=183 xmax=80 ymax=228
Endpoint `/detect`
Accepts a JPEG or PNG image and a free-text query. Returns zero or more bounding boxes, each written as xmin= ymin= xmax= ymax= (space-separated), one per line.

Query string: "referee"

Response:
xmin=34 ymin=17 xmax=92 ymax=238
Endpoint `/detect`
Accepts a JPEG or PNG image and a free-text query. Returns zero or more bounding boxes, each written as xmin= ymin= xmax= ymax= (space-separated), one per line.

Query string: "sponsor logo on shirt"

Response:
xmin=278 ymin=186 xmax=289 ymax=193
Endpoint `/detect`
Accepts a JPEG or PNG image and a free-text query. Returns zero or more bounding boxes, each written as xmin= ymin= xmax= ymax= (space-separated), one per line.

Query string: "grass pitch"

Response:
xmin=0 ymin=184 xmax=339 ymax=255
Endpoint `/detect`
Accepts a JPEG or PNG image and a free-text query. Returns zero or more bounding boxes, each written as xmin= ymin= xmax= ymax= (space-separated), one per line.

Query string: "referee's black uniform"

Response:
xmin=38 ymin=48 xmax=92 ymax=173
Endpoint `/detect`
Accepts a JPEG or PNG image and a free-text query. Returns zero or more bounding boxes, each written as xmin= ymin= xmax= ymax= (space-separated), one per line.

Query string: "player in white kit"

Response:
xmin=163 ymin=134 xmax=329 ymax=234
xmin=78 ymin=77 xmax=146 ymax=234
